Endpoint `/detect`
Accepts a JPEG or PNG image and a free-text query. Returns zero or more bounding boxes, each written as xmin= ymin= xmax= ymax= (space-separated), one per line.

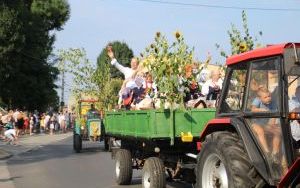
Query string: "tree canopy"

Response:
xmin=97 ymin=41 xmax=134 ymax=79
xmin=0 ymin=0 xmax=70 ymax=111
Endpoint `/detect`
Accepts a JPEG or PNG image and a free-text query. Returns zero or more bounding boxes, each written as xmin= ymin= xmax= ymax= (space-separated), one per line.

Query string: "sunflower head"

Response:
xmin=156 ymin=32 xmax=161 ymax=38
xmin=239 ymin=43 xmax=248 ymax=52
xmin=174 ymin=31 xmax=181 ymax=39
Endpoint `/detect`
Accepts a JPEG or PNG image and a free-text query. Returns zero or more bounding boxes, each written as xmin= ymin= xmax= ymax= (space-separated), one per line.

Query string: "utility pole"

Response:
xmin=60 ymin=59 xmax=65 ymax=112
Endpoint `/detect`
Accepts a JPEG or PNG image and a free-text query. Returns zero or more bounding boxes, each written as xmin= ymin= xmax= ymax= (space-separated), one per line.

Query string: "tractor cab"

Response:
xmin=197 ymin=43 xmax=300 ymax=188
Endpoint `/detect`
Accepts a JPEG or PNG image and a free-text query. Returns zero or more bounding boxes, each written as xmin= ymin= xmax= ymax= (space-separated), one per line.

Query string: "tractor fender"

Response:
xmin=278 ymin=157 xmax=300 ymax=188
xmin=74 ymin=121 xmax=81 ymax=135
xmin=199 ymin=117 xmax=272 ymax=185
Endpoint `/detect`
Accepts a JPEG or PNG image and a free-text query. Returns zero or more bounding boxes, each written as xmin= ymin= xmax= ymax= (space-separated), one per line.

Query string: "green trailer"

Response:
xmin=103 ymin=108 xmax=215 ymax=187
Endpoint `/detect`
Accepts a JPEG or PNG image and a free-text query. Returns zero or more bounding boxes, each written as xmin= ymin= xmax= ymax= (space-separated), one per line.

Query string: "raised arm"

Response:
xmin=107 ymin=46 xmax=131 ymax=78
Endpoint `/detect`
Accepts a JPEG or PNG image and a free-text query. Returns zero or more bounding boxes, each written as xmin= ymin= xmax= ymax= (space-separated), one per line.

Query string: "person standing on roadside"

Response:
xmin=15 ymin=111 xmax=24 ymax=138
xmin=44 ymin=113 xmax=51 ymax=133
xmin=58 ymin=112 xmax=66 ymax=133
xmin=33 ymin=112 xmax=40 ymax=133
xmin=40 ymin=113 xmax=45 ymax=134
xmin=29 ymin=115 xmax=34 ymax=136
xmin=50 ymin=114 xmax=55 ymax=135
xmin=23 ymin=115 xmax=29 ymax=134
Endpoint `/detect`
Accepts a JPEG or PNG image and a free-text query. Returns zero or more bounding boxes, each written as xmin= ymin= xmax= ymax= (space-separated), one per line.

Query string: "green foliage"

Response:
xmin=31 ymin=0 xmax=70 ymax=31
xmin=59 ymin=48 xmax=123 ymax=110
xmin=216 ymin=10 xmax=263 ymax=58
xmin=58 ymin=48 xmax=97 ymax=100
xmin=95 ymin=41 xmax=133 ymax=109
xmin=97 ymin=41 xmax=134 ymax=79
xmin=142 ymin=31 xmax=194 ymax=108
xmin=0 ymin=0 xmax=70 ymax=111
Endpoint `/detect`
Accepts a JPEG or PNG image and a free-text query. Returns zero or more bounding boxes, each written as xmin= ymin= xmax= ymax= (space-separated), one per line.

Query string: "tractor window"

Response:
xmin=220 ymin=64 xmax=247 ymax=113
xmin=246 ymin=58 xmax=280 ymax=112
xmin=245 ymin=58 xmax=288 ymax=180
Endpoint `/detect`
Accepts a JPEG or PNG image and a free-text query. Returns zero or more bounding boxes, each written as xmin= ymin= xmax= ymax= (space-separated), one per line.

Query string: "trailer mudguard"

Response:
xmin=199 ymin=117 xmax=272 ymax=185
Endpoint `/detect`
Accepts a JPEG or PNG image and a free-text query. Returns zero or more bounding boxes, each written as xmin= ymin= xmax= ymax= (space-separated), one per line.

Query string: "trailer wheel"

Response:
xmin=196 ymin=131 xmax=265 ymax=188
xmin=142 ymin=157 xmax=166 ymax=188
xmin=74 ymin=134 xmax=82 ymax=153
xmin=115 ymin=149 xmax=132 ymax=185
xmin=104 ymin=137 xmax=109 ymax=151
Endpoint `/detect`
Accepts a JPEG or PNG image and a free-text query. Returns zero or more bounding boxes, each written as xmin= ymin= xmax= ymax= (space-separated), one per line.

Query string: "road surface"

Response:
xmin=7 ymin=136 xmax=192 ymax=188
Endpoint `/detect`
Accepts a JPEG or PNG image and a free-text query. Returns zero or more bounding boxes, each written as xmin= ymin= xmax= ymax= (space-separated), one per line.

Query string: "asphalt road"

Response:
xmin=7 ymin=136 xmax=192 ymax=188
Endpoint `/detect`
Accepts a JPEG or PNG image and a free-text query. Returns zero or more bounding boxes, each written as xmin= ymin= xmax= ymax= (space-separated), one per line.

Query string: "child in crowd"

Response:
xmin=251 ymin=87 xmax=280 ymax=163
xmin=3 ymin=121 xmax=17 ymax=145
xmin=29 ymin=116 xmax=34 ymax=136
xmin=23 ymin=116 xmax=29 ymax=134
xmin=144 ymin=73 xmax=157 ymax=99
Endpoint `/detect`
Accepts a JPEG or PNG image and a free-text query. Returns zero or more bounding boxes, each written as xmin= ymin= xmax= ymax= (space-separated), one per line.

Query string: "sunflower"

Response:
xmin=174 ymin=31 xmax=181 ymax=39
xmin=156 ymin=32 xmax=161 ymax=38
xmin=239 ymin=43 xmax=248 ymax=52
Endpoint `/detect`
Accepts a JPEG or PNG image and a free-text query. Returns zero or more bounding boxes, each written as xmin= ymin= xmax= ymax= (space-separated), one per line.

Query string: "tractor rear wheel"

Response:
xmin=74 ymin=134 xmax=82 ymax=153
xmin=196 ymin=131 xmax=265 ymax=188
xmin=115 ymin=149 xmax=132 ymax=185
xmin=142 ymin=157 xmax=166 ymax=188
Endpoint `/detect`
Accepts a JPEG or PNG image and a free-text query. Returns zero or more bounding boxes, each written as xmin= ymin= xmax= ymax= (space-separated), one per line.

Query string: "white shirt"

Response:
xmin=58 ymin=115 xmax=65 ymax=124
xmin=289 ymin=98 xmax=300 ymax=141
xmin=5 ymin=129 xmax=16 ymax=137
xmin=45 ymin=115 xmax=50 ymax=125
xmin=111 ymin=59 xmax=135 ymax=79
xmin=201 ymin=78 xmax=223 ymax=96
xmin=198 ymin=68 xmax=210 ymax=86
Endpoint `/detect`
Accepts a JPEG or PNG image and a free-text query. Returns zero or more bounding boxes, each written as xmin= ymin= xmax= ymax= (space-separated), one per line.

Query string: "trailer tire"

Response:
xmin=142 ymin=157 xmax=166 ymax=188
xmin=104 ymin=137 xmax=109 ymax=151
xmin=196 ymin=131 xmax=265 ymax=188
xmin=74 ymin=134 xmax=82 ymax=153
xmin=115 ymin=149 xmax=132 ymax=185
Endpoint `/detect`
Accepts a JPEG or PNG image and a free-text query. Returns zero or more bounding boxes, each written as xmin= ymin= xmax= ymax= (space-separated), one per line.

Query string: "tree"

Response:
xmin=97 ymin=41 xmax=134 ymax=79
xmin=58 ymin=48 xmax=97 ymax=100
xmin=95 ymin=51 xmax=123 ymax=110
xmin=216 ymin=10 xmax=263 ymax=59
xmin=0 ymin=0 xmax=70 ymax=111
xmin=58 ymin=48 xmax=123 ymax=111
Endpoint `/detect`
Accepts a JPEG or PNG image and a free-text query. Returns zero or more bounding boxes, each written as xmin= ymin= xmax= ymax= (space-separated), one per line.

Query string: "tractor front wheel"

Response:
xmin=73 ymin=134 xmax=82 ymax=153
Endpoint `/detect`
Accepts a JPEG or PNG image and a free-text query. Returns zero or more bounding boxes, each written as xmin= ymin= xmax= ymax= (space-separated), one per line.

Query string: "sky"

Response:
xmin=53 ymin=0 xmax=300 ymax=102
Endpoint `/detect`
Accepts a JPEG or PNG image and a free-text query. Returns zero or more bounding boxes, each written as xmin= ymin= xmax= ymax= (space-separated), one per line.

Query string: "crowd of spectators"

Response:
xmin=0 ymin=109 xmax=76 ymax=145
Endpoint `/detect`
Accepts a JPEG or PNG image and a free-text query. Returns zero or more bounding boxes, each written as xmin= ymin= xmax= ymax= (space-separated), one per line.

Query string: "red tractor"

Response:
xmin=196 ymin=43 xmax=300 ymax=187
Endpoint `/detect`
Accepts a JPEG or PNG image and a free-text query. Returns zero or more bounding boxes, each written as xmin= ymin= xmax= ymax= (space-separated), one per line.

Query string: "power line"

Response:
xmin=126 ymin=0 xmax=300 ymax=12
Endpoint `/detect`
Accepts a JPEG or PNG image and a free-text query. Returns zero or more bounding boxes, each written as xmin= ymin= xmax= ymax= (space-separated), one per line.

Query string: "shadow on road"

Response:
xmin=7 ymin=137 xmax=107 ymax=166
